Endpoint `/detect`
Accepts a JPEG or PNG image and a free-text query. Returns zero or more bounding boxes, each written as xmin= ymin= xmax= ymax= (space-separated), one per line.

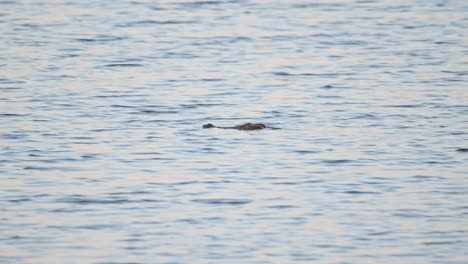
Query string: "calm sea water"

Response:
xmin=1 ymin=0 xmax=467 ymax=263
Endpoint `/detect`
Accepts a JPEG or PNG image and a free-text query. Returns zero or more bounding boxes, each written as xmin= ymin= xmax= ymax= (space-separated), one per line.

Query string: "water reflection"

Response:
xmin=1 ymin=0 xmax=467 ymax=263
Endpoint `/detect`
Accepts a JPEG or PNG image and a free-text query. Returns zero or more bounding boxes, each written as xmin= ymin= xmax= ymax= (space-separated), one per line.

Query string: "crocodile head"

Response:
xmin=202 ymin=123 xmax=215 ymax=129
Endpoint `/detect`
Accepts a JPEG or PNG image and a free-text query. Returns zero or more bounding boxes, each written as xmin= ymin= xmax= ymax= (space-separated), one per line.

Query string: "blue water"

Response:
xmin=1 ymin=0 xmax=467 ymax=263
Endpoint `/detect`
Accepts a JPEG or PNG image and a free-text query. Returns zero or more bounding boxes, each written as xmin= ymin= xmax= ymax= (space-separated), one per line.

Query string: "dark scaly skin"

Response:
xmin=203 ymin=123 xmax=266 ymax=130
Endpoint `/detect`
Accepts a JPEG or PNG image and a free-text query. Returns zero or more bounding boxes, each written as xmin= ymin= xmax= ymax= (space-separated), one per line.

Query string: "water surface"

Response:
xmin=1 ymin=0 xmax=467 ymax=263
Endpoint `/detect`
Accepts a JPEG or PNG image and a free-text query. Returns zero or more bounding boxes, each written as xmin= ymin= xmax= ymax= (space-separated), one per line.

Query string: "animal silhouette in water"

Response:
xmin=203 ymin=123 xmax=266 ymax=130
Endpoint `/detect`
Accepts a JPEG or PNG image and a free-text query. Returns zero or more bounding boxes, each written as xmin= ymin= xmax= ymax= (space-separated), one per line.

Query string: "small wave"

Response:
xmin=23 ymin=166 xmax=50 ymax=171
xmin=392 ymin=212 xmax=427 ymax=218
xmin=423 ymin=241 xmax=460 ymax=245
xmin=368 ymin=231 xmax=391 ymax=236
xmin=1 ymin=113 xmax=25 ymax=117
xmin=81 ymin=155 xmax=96 ymax=159
xmin=344 ymin=190 xmax=379 ymax=194
xmin=119 ymin=20 xmax=196 ymax=27
xmin=456 ymin=148 xmax=468 ymax=152
xmin=106 ymin=191 xmax=151 ymax=195
xmin=294 ymin=150 xmax=321 ymax=154
xmin=75 ymin=224 xmax=121 ymax=230
xmin=322 ymin=159 xmax=353 ymax=164
xmin=162 ymin=52 xmax=200 ymax=59
xmin=110 ymin=104 xmax=135 ymax=108
xmin=271 ymin=71 xmax=351 ymax=77
xmin=384 ymin=104 xmax=424 ymax=108
xmin=50 ymin=209 xmax=95 ymax=213
xmin=132 ymin=152 xmax=162 ymax=155
xmin=191 ymin=198 xmax=251 ymax=205
xmin=8 ymin=198 xmax=32 ymax=203
xmin=75 ymin=36 xmax=126 ymax=42
xmin=347 ymin=114 xmax=380 ymax=120
xmin=136 ymin=110 xmax=178 ymax=114
xmin=266 ymin=205 xmax=297 ymax=209
xmin=0 ymin=78 xmax=25 ymax=84
xmin=317 ymin=95 xmax=343 ymax=99
xmin=105 ymin=63 xmax=142 ymax=67
xmin=180 ymin=103 xmax=225 ymax=109
xmin=293 ymin=2 xmax=346 ymax=8
xmin=147 ymin=180 xmax=204 ymax=186
xmin=199 ymin=78 xmax=224 ymax=82
xmin=181 ymin=1 xmax=227 ymax=6
xmin=57 ymin=197 xmax=161 ymax=205
xmin=136 ymin=156 xmax=175 ymax=161
xmin=273 ymin=182 xmax=298 ymax=185
xmin=441 ymin=70 xmax=468 ymax=76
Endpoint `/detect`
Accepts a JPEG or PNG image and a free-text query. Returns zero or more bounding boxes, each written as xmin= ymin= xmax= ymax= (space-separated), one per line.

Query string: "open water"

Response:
xmin=1 ymin=0 xmax=467 ymax=263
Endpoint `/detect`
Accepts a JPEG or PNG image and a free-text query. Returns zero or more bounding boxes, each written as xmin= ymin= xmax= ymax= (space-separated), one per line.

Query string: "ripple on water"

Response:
xmin=104 ymin=63 xmax=143 ymax=67
xmin=191 ymin=199 xmax=252 ymax=205
xmin=1 ymin=0 xmax=467 ymax=263
xmin=56 ymin=195 xmax=162 ymax=205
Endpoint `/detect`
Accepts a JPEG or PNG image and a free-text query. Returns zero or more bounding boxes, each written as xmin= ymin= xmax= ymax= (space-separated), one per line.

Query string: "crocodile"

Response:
xmin=202 ymin=123 xmax=266 ymax=130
